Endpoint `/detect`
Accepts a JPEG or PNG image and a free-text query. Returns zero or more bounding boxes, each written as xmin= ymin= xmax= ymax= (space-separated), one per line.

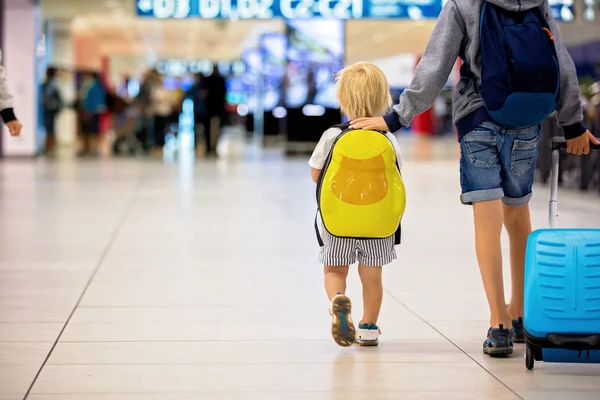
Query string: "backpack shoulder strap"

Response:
xmin=332 ymin=122 xmax=351 ymax=131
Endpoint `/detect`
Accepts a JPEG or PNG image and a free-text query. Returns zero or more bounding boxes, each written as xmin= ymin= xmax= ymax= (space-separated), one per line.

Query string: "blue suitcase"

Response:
xmin=524 ymin=137 xmax=600 ymax=370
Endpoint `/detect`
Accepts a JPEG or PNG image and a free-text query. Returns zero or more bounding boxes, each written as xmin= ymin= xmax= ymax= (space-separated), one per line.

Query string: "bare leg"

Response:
xmin=473 ymin=200 xmax=512 ymax=328
xmin=324 ymin=266 xmax=349 ymax=301
xmin=358 ymin=264 xmax=383 ymax=324
xmin=503 ymin=203 xmax=532 ymax=319
xmin=324 ymin=265 xmax=354 ymax=347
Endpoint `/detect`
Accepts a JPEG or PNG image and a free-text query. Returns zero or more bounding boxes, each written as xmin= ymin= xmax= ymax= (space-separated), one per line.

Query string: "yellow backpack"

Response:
xmin=316 ymin=124 xmax=406 ymax=245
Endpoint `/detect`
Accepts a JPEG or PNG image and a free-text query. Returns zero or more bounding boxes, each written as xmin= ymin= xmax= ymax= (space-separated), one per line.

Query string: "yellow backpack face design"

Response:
xmin=318 ymin=129 xmax=406 ymax=239
xmin=331 ymin=154 xmax=388 ymax=206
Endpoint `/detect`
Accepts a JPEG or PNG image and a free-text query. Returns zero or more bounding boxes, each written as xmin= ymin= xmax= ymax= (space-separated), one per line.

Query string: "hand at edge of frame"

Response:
xmin=349 ymin=117 xmax=389 ymax=131
xmin=566 ymin=130 xmax=600 ymax=156
xmin=6 ymin=120 xmax=22 ymax=137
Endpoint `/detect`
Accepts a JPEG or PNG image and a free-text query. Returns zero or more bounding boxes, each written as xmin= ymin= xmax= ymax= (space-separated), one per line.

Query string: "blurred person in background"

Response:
xmin=79 ymin=71 xmax=107 ymax=156
xmin=306 ymin=66 xmax=317 ymax=105
xmin=41 ymin=67 xmax=63 ymax=155
xmin=135 ymin=69 xmax=159 ymax=150
xmin=0 ymin=49 xmax=22 ymax=137
xmin=105 ymin=84 xmax=129 ymax=142
xmin=203 ymin=65 xmax=227 ymax=156
xmin=149 ymin=75 xmax=173 ymax=155
xmin=187 ymin=72 xmax=207 ymax=155
xmin=171 ymin=82 xmax=186 ymax=135
xmin=591 ymin=66 xmax=600 ymax=134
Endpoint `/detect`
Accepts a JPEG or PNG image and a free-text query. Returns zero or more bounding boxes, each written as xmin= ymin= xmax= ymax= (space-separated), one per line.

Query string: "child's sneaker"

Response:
xmin=357 ymin=323 xmax=381 ymax=346
xmin=483 ymin=324 xmax=514 ymax=357
xmin=512 ymin=317 xmax=524 ymax=343
xmin=329 ymin=293 xmax=355 ymax=347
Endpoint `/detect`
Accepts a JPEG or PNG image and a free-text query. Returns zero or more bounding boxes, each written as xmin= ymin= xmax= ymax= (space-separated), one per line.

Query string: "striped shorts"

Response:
xmin=319 ymin=227 xmax=397 ymax=267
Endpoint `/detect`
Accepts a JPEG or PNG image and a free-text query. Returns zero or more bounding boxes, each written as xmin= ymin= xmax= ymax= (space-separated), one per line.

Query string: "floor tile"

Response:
xmin=517 ymin=392 xmax=600 ymax=400
xmin=3 ymin=138 xmax=600 ymax=399
xmin=391 ymin=294 xmax=490 ymax=322
xmin=487 ymin=362 xmax=600 ymax=392
xmin=0 ymin=261 xmax=96 ymax=272
xmin=0 ymin=365 xmax=39 ymax=395
xmin=0 ymin=342 xmax=53 ymax=365
xmin=48 ymin=340 xmax=468 ymax=365
xmin=31 ymin=363 xmax=512 ymax=394
xmin=0 ymin=323 xmax=63 ymax=342
xmin=0 ymin=306 xmax=71 ymax=323
xmin=26 ymin=392 xmax=520 ymax=400
xmin=427 ymin=321 xmax=491 ymax=340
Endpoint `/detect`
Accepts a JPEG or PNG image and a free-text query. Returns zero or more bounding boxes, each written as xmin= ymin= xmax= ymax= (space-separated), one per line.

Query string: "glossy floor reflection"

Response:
xmin=1 ymin=133 xmax=600 ymax=400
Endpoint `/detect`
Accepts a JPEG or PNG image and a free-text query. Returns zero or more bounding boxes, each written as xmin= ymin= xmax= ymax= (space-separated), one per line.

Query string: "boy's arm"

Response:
xmin=383 ymin=1 xmax=465 ymax=132
xmin=542 ymin=3 xmax=599 ymax=154
xmin=543 ymin=4 xmax=585 ymax=140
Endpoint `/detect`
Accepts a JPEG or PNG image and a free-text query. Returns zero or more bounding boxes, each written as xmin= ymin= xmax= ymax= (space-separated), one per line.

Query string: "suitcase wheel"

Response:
xmin=525 ymin=346 xmax=535 ymax=370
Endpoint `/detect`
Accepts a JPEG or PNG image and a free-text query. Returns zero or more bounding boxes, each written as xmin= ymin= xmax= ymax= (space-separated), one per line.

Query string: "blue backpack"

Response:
xmin=476 ymin=2 xmax=561 ymax=129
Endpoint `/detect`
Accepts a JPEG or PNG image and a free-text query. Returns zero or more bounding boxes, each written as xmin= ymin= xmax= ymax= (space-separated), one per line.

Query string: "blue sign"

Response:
xmin=136 ymin=0 xmax=443 ymax=20
xmin=549 ymin=0 xmax=575 ymax=22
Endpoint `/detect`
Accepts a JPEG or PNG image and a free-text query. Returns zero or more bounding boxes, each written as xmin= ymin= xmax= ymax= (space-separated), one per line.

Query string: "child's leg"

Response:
xmin=324 ymin=266 xmax=350 ymax=300
xmin=319 ymin=232 xmax=357 ymax=347
xmin=459 ymin=123 xmax=514 ymax=329
xmin=473 ymin=200 xmax=513 ymax=329
xmin=325 ymin=265 xmax=354 ymax=347
xmin=497 ymin=125 xmax=540 ymax=345
xmin=503 ymin=203 xmax=532 ymax=319
xmin=497 ymin=125 xmax=540 ymax=323
xmin=358 ymin=264 xmax=383 ymax=324
xmin=355 ymin=237 xmax=394 ymax=347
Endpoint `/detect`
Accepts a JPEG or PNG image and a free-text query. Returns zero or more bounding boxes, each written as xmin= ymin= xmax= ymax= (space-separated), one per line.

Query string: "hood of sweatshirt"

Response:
xmin=486 ymin=0 xmax=545 ymax=11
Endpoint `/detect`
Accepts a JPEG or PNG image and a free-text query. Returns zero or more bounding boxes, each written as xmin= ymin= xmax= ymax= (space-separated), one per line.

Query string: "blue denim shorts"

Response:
xmin=459 ymin=122 xmax=540 ymax=207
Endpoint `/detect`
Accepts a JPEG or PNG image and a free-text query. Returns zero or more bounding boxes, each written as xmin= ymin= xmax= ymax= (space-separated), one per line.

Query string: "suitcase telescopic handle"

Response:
xmin=548 ymin=136 xmax=600 ymax=228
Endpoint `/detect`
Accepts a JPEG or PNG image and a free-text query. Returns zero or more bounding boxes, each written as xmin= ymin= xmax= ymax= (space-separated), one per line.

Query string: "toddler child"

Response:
xmin=308 ymin=62 xmax=403 ymax=347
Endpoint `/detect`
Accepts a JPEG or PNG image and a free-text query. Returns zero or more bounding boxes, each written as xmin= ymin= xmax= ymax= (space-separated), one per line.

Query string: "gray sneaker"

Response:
xmin=329 ymin=293 xmax=356 ymax=347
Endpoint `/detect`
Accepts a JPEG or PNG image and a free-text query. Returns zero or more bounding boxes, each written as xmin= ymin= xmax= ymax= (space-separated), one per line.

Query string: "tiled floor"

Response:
xmin=1 ymin=136 xmax=600 ymax=400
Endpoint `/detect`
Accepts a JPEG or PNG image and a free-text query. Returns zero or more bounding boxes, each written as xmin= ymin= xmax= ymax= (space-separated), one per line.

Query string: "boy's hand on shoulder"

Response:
xmin=566 ymin=130 xmax=600 ymax=156
xmin=350 ymin=117 xmax=388 ymax=131
xmin=6 ymin=120 xmax=22 ymax=137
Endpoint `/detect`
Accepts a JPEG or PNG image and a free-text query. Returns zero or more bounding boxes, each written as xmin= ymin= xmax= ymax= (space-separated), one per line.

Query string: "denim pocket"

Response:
xmin=462 ymin=132 xmax=498 ymax=168
xmin=510 ymin=135 xmax=539 ymax=178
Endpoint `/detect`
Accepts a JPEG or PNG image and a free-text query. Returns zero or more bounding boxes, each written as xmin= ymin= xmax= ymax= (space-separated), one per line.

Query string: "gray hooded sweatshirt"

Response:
xmin=0 ymin=50 xmax=17 ymax=123
xmin=383 ymin=0 xmax=586 ymax=141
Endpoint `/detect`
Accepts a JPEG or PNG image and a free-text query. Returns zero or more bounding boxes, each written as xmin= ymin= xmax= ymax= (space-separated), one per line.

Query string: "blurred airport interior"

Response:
xmin=1 ymin=0 xmax=600 ymax=399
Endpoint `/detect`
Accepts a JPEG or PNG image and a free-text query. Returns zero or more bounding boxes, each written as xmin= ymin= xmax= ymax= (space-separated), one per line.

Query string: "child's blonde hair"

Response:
xmin=336 ymin=62 xmax=392 ymax=119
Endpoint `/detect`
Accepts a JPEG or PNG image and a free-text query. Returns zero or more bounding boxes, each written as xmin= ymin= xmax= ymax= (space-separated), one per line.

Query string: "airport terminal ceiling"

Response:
xmin=41 ymin=0 xmax=600 ymax=62
xmin=41 ymin=0 xmax=437 ymax=62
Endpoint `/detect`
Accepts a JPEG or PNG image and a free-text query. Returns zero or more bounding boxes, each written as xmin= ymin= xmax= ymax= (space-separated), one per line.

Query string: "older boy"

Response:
xmin=351 ymin=0 xmax=599 ymax=356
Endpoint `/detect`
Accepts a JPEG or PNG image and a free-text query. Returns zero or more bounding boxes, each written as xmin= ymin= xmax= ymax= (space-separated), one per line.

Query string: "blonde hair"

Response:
xmin=336 ymin=62 xmax=392 ymax=119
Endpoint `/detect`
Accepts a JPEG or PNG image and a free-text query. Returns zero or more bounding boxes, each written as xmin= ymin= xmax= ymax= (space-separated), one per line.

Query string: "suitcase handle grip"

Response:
xmin=547 ymin=333 xmax=600 ymax=349
xmin=551 ymin=137 xmax=600 ymax=151
xmin=548 ymin=136 xmax=600 ymax=228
